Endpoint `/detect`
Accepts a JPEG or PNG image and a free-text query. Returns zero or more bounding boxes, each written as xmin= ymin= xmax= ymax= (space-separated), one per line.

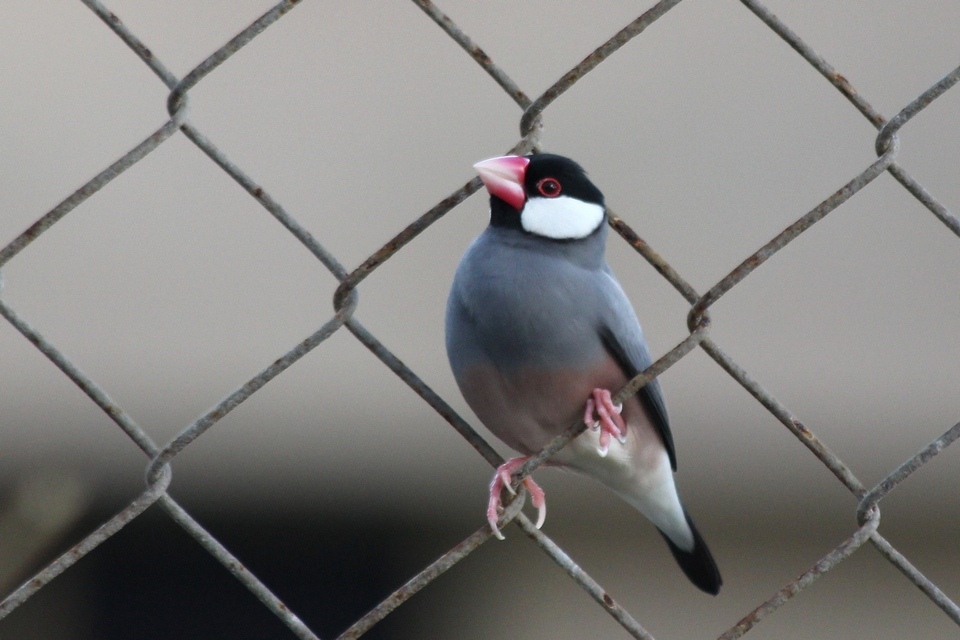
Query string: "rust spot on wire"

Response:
xmin=104 ymin=10 xmax=152 ymax=59
xmin=792 ymin=419 xmax=812 ymax=438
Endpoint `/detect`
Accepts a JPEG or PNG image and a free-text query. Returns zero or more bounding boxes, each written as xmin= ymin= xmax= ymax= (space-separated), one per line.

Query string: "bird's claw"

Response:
xmin=584 ymin=389 xmax=627 ymax=457
xmin=487 ymin=457 xmax=546 ymax=539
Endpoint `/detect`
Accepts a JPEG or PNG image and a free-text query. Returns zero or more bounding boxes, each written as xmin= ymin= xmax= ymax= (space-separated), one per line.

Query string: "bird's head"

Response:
xmin=474 ymin=153 xmax=606 ymax=240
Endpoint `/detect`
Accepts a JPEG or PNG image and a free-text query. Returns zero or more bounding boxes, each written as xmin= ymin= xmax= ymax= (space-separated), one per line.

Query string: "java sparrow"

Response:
xmin=445 ymin=153 xmax=722 ymax=595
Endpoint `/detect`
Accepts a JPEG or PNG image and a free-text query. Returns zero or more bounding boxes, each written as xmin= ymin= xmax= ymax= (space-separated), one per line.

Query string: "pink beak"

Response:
xmin=473 ymin=155 xmax=530 ymax=211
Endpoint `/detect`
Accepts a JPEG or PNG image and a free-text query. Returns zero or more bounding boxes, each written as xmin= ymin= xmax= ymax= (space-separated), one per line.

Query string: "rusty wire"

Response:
xmin=1 ymin=0 xmax=958 ymax=638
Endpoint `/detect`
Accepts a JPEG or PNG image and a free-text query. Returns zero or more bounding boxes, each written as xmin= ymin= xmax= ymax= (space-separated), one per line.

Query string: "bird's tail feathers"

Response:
xmin=659 ymin=510 xmax=722 ymax=596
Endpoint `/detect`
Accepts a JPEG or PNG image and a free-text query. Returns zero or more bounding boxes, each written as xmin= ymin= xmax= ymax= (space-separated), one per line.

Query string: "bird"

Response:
xmin=444 ymin=153 xmax=722 ymax=595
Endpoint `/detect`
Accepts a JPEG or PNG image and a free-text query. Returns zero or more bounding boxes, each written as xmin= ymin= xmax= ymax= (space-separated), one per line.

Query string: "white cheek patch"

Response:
xmin=520 ymin=196 xmax=605 ymax=240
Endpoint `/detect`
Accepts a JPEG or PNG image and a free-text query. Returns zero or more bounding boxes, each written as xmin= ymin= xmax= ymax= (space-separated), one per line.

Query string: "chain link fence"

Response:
xmin=1 ymin=0 xmax=959 ymax=638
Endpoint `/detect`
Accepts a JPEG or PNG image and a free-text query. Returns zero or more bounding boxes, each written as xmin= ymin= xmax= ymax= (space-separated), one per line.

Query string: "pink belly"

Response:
xmin=457 ymin=358 xmax=643 ymax=457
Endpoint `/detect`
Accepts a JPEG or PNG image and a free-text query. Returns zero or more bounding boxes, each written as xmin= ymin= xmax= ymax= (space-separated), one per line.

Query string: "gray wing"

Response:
xmin=596 ymin=270 xmax=677 ymax=471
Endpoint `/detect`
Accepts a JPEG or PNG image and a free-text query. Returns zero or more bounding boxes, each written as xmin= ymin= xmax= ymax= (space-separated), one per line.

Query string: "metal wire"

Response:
xmin=1 ymin=0 xmax=958 ymax=638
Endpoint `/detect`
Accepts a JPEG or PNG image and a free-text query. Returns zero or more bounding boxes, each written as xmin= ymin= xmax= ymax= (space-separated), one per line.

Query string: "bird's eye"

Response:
xmin=536 ymin=178 xmax=562 ymax=198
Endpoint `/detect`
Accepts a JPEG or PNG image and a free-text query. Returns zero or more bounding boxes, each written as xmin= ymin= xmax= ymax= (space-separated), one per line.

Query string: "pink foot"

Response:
xmin=583 ymin=388 xmax=627 ymax=457
xmin=487 ymin=457 xmax=546 ymax=540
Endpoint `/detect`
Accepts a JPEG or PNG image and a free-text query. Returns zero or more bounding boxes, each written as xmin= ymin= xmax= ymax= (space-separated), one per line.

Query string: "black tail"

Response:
xmin=659 ymin=511 xmax=722 ymax=595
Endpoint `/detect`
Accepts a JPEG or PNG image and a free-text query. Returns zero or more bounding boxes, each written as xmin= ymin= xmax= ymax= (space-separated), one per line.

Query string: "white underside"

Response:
xmin=520 ymin=196 xmax=605 ymax=240
xmin=555 ymin=428 xmax=695 ymax=551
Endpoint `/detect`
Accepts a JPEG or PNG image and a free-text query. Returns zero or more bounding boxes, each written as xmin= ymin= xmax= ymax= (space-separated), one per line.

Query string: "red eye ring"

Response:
xmin=536 ymin=177 xmax=562 ymax=198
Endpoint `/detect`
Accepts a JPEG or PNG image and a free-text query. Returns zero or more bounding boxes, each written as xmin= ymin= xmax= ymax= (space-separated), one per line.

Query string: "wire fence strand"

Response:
xmin=1 ymin=0 xmax=958 ymax=638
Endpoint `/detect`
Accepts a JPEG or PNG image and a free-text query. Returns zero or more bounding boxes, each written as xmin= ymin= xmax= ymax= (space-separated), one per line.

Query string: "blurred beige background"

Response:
xmin=1 ymin=1 xmax=959 ymax=638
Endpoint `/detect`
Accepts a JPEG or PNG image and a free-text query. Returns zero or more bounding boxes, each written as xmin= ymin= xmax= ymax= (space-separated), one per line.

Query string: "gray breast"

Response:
xmin=446 ymin=227 xmax=610 ymax=378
